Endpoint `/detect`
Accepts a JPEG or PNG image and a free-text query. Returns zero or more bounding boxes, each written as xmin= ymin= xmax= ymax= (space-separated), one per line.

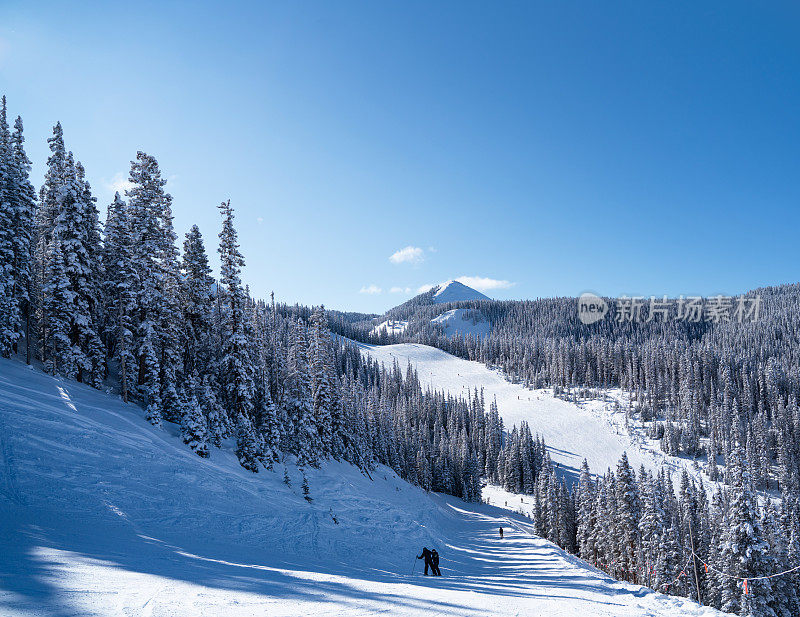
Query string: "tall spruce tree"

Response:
xmin=216 ymin=200 xmax=257 ymax=469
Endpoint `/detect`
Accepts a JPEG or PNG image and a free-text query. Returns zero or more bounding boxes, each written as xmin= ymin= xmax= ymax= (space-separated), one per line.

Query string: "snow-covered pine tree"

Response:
xmin=155 ymin=186 xmax=183 ymax=422
xmin=126 ymin=152 xmax=176 ymax=424
xmin=180 ymin=225 xmax=214 ymax=377
xmin=720 ymin=447 xmax=775 ymax=617
xmin=577 ymin=459 xmax=597 ymax=563
xmin=0 ymin=96 xmax=16 ymax=355
xmin=216 ymin=200 xmax=257 ymax=470
xmin=309 ymin=306 xmax=334 ymax=457
xmin=180 ymin=374 xmax=210 ymax=458
xmin=73 ymin=161 xmax=106 ymax=387
xmin=9 ymin=114 xmax=36 ymax=362
xmin=101 ymin=193 xmax=137 ymax=402
xmin=34 ymin=123 xmax=69 ymax=369
xmin=41 ymin=237 xmax=72 ymax=375
xmin=234 ymin=411 xmax=260 ymax=472
xmin=199 ymin=374 xmax=226 ymax=447
xmin=0 ymin=100 xmax=36 ymax=359
xmin=285 ymin=317 xmax=317 ymax=466
xmin=41 ymin=143 xmax=104 ymax=383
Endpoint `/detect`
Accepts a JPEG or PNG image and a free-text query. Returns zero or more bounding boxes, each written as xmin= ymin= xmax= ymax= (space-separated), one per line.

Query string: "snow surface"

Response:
xmin=358 ymin=342 xmax=712 ymax=487
xmin=432 ymin=280 xmax=490 ymax=304
xmin=431 ymin=308 xmax=491 ymax=339
xmin=0 ymin=357 xmax=727 ymax=616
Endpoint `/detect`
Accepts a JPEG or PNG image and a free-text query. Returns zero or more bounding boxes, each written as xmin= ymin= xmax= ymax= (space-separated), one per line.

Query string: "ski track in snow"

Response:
xmin=0 ymin=357 xmax=728 ymax=616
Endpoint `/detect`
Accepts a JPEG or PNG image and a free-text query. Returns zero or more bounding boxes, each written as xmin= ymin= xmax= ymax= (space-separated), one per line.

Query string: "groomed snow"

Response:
xmin=0 ymin=357 xmax=726 ymax=616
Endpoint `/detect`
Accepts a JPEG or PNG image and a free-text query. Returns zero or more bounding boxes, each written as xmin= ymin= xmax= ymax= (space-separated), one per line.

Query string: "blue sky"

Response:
xmin=1 ymin=2 xmax=798 ymax=314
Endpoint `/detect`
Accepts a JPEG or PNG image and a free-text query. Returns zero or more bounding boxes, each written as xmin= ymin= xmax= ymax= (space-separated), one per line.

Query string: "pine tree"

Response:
xmin=615 ymin=452 xmax=640 ymax=583
xmin=41 ymin=237 xmax=72 ymax=375
xmin=200 ymin=375 xmax=226 ymax=447
xmin=234 ymin=412 xmax=260 ymax=472
xmin=126 ymin=152 xmax=177 ymax=422
xmin=309 ymin=306 xmax=334 ymax=456
xmin=0 ymin=101 xmax=35 ymax=359
xmin=180 ymin=376 xmax=210 ymax=458
xmin=285 ymin=318 xmax=317 ymax=466
xmin=180 ymin=225 xmax=214 ymax=376
xmin=101 ymin=193 xmax=137 ymax=401
xmin=216 ymin=200 xmax=256 ymax=467
xmin=0 ymin=96 xmax=17 ymax=356
xmin=720 ymin=447 xmax=775 ymax=617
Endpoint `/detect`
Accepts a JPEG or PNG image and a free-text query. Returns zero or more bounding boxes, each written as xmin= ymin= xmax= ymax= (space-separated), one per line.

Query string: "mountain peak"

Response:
xmin=432 ymin=280 xmax=491 ymax=304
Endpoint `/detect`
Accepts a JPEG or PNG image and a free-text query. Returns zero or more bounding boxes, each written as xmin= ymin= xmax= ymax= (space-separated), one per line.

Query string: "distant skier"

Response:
xmin=431 ymin=549 xmax=442 ymax=576
xmin=499 ymin=527 xmax=504 ymax=539
xmin=417 ymin=547 xmax=435 ymax=575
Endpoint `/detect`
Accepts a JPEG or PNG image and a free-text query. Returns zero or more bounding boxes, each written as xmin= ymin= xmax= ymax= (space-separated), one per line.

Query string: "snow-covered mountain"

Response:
xmin=367 ymin=281 xmax=493 ymax=341
xmin=430 ymin=280 xmax=491 ymax=304
xmin=0 ymin=357 xmax=724 ymax=617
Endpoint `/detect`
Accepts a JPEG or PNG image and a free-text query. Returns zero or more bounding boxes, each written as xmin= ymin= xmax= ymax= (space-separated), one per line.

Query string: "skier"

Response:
xmin=499 ymin=526 xmax=504 ymax=539
xmin=417 ymin=547 xmax=435 ymax=575
xmin=431 ymin=549 xmax=441 ymax=576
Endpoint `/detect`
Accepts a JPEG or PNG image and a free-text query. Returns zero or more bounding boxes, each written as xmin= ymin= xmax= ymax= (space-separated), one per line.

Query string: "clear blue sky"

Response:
xmin=1 ymin=1 xmax=798 ymax=314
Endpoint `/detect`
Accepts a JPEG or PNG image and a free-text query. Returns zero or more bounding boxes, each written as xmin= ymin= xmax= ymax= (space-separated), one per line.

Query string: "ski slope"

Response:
xmin=431 ymin=308 xmax=491 ymax=339
xmin=0 ymin=357 xmax=726 ymax=616
xmin=359 ymin=342 xmax=690 ymax=484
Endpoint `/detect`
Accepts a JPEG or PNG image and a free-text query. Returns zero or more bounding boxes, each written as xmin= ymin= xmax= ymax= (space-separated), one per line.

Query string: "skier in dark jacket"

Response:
xmin=431 ymin=549 xmax=441 ymax=576
xmin=499 ymin=526 xmax=504 ymax=539
xmin=417 ymin=547 xmax=435 ymax=575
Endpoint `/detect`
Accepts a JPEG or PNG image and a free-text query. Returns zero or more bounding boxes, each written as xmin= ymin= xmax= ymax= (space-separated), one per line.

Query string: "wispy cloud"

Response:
xmin=390 ymin=286 xmax=412 ymax=294
xmin=417 ymin=283 xmax=436 ymax=294
xmin=359 ymin=284 xmax=382 ymax=295
xmin=455 ymin=276 xmax=515 ymax=291
xmin=389 ymin=246 xmax=425 ymax=265
xmin=104 ymin=172 xmax=133 ymax=197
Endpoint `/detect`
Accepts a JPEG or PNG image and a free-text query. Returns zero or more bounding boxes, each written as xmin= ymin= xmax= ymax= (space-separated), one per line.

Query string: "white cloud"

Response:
xmin=104 ymin=172 xmax=133 ymax=196
xmin=455 ymin=276 xmax=516 ymax=291
xmin=389 ymin=246 xmax=425 ymax=265
xmin=390 ymin=286 xmax=412 ymax=294
xmin=359 ymin=284 xmax=382 ymax=295
xmin=417 ymin=283 xmax=436 ymax=294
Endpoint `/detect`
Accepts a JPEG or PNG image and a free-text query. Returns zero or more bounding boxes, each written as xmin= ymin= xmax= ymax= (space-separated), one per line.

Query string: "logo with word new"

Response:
xmin=578 ymin=292 xmax=608 ymax=325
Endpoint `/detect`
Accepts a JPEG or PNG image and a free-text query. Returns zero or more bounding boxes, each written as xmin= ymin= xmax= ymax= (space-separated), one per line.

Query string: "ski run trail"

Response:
xmin=0 ymin=355 xmax=727 ymax=616
xmin=360 ymin=342 xmax=719 ymax=492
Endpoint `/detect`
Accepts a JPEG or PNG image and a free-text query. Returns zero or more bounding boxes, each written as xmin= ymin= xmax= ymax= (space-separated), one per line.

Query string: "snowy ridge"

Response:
xmin=0 ymin=357 xmax=726 ymax=616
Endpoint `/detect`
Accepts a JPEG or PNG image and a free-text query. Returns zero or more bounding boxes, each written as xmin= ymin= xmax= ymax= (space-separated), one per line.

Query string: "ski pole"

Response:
xmin=411 ymin=557 xmax=417 ymax=575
